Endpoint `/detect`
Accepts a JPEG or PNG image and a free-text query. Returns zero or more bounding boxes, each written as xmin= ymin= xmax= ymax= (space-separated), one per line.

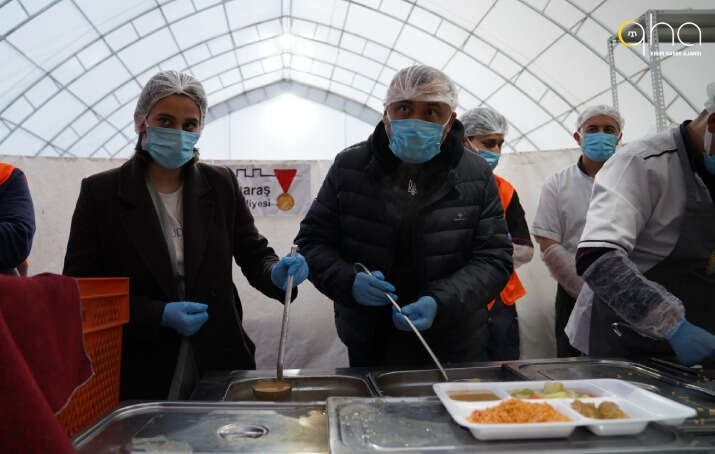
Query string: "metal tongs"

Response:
xmin=649 ymin=357 xmax=706 ymax=379
xmin=355 ymin=263 xmax=449 ymax=381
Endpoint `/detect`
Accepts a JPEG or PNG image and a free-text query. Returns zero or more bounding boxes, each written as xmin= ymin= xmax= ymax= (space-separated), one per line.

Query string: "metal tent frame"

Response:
xmin=0 ymin=1 xmax=709 ymax=158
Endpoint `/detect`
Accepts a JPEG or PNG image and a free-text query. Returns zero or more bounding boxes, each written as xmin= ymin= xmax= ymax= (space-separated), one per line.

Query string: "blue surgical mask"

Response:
xmin=143 ymin=126 xmax=200 ymax=169
xmin=476 ymin=149 xmax=500 ymax=170
xmin=704 ymin=129 xmax=715 ymax=175
xmin=388 ymin=116 xmax=449 ymax=164
xmin=465 ymin=140 xmax=500 ymax=170
xmin=581 ymin=132 xmax=618 ymax=162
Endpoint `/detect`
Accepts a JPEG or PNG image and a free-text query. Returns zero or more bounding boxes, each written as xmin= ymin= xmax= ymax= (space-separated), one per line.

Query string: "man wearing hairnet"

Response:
xmin=296 ymin=65 xmax=513 ymax=367
xmin=532 ymin=105 xmax=624 ymax=357
xmin=575 ymin=85 xmax=715 ymax=366
xmin=460 ymin=107 xmax=533 ymax=361
xmin=64 ymin=70 xmax=309 ymax=399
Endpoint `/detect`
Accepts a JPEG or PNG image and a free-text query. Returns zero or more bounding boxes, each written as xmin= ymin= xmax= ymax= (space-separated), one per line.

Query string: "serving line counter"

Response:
xmin=72 ymin=358 xmax=715 ymax=453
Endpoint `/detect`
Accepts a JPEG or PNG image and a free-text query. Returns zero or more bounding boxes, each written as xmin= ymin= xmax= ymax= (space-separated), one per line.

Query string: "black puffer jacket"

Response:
xmin=296 ymin=120 xmax=513 ymax=366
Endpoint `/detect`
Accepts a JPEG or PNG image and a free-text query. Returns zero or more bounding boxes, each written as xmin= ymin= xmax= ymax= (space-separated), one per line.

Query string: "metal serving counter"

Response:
xmin=73 ymin=359 xmax=715 ymax=453
xmin=368 ymin=365 xmax=522 ymax=397
xmin=328 ymin=396 xmax=714 ymax=453
xmin=190 ymin=367 xmax=376 ymax=402
xmin=72 ymin=401 xmax=329 ymax=453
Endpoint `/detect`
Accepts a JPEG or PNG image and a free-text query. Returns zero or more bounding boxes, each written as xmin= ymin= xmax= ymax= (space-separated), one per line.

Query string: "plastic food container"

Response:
xmin=433 ymin=379 xmax=697 ymax=440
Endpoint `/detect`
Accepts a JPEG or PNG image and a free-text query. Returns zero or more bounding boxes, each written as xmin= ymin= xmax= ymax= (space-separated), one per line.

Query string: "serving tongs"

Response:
xmin=355 ymin=263 xmax=449 ymax=381
xmin=649 ymin=357 xmax=707 ymax=379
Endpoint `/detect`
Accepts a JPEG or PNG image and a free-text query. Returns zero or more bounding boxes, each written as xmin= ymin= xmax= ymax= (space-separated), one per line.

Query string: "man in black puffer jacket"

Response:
xmin=296 ymin=65 xmax=513 ymax=367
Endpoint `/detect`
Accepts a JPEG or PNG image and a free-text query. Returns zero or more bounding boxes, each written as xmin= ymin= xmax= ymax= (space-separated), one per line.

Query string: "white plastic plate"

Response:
xmin=433 ymin=379 xmax=696 ymax=441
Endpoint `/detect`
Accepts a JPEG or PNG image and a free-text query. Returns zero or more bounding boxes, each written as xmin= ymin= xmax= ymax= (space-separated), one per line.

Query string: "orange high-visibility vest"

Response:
xmin=488 ymin=174 xmax=527 ymax=310
xmin=0 ymin=163 xmax=16 ymax=186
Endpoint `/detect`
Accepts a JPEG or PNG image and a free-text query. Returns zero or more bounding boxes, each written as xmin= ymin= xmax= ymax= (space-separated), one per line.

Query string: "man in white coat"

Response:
xmin=575 ymin=84 xmax=715 ymax=366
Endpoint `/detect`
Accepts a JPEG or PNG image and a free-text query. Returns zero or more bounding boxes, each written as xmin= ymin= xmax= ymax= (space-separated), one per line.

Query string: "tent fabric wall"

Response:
xmin=1 ymin=149 xmax=581 ymax=369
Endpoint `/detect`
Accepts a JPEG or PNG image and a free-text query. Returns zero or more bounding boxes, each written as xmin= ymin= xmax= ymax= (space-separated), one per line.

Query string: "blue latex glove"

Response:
xmin=271 ymin=253 xmax=309 ymax=290
xmin=668 ymin=320 xmax=715 ymax=366
xmin=160 ymin=301 xmax=209 ymax=337
xmin=392 ymin=296 xmax=438 ymax=331
xmin=351 ymin=271 xmax=397 ymax=306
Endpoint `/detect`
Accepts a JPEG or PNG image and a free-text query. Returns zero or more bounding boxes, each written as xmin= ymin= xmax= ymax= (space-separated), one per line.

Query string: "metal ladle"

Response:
xmin=355 ymin=263 xmax=449 ymax=381
xmin=252 ymin=245 xmax=298 ymax=400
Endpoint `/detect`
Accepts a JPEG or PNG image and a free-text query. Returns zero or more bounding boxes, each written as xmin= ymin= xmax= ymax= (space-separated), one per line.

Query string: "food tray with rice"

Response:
xmin=433 ymin=379 xmax=697 ymax=440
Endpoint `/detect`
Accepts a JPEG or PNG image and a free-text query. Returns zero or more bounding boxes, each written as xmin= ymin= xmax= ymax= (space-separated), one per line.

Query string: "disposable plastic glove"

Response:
xmin=392 ymin=296 xmax=437 ymax=331
xmin=513 ymin=244 xmax=534 ymax=269
xmin=161 ymin=301 xmax=209 ymax=337
xmin=542 ymin=243 xmax=584 ymax=297
xmin=668 ymin=320 xmax=715 ymax=366
xmin=582 ymin=249 xmax=684 ymax=338
xmin=270 ymin=253 xmax=309 ymax=290
xmin=351 ymin=271 xmax=397 ymax=306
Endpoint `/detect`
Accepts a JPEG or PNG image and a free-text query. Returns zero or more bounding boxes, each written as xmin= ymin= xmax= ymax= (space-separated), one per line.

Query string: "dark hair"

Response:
xmin=133 ymin=133 xmax=200 ymax=165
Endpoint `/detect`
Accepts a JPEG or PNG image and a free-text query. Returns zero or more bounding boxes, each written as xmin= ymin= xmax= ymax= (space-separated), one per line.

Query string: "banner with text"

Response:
xmin=230 ymin=164 xmax=311 ymax=217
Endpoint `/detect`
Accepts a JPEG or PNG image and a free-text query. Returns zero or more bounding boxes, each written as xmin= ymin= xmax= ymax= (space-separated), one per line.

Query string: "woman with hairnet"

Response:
xmin=63 ymin=70 xmax=308 ymax=400
xmin=531 ymin=105 xmax=624 ymax=357
xmin=575 ymin=84 xmax=715 ymax=366
xmin=296 ymin=65 xmax=513 ymax=367
xmin=460 ymin=107 xmax=533 ymax=361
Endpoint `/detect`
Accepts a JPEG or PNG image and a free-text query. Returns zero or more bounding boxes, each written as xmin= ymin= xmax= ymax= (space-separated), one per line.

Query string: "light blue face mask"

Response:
xmin=143 ymin=126 xmax=200 ymax=169
xmin=476 ymin=149 xmax=500 ymax=170
xmin=581 ymin=132 xmax=619 ymax=163
xmin=388 ymin=116 xmax=449 ymax=164
xmin=465 ymin=140 xmax=500 ymax=170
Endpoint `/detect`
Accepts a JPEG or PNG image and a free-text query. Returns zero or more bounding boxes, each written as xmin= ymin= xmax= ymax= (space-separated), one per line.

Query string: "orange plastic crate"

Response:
xmin=56 ymin=277 xmax=129 ymax=438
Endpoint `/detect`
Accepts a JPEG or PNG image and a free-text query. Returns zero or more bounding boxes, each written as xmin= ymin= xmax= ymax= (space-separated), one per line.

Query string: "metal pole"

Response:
xmin=646 ymin=10 xmax=668 ymax=131
xmin=607 ymin=36 xmax=620 ymax=110
xmin=276 ymin=244 xmax=298 ymax=381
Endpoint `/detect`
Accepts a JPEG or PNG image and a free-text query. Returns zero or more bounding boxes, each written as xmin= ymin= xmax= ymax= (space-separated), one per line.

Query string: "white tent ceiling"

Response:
xmin=0 ymin=0 xmax=713 ymax=159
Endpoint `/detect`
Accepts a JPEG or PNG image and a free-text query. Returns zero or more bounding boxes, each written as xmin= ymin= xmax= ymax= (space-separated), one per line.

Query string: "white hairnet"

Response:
xmin=384 ymin=65 xmax=458 ymax=111
xmin=461 ymin=107 xmax=509 ymax=137
xmin=133 ymin=70 xmax=208 ymax=133
xmin=575 ymin=105 xmax=624 ymax=132
xmin=705 ymin=82 xmax=715 ymax=113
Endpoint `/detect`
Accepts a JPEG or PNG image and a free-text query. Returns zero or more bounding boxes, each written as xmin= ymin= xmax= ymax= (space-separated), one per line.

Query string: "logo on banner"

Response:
xmin=232 ymin=164 xmax=311 ymax=217
xmin=274 ymin=169 xmax=297 ymax=211
xmin=618 ymin=19 xmax=702 ymax=57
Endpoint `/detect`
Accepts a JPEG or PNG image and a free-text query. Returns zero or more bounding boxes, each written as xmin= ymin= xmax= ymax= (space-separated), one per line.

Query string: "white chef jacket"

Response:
xmin=579 ymin=126 xmax=712 ymax=272
xmin=532 ymin=160 xmax=594 ymax=255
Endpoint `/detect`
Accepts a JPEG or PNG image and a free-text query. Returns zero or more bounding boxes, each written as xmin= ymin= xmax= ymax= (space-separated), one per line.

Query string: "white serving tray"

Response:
xmin=433 ymin=379 xmax=697 ymax=441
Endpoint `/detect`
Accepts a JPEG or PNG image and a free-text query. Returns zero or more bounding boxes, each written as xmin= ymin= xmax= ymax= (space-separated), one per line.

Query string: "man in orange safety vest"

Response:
xmin=460 ymin=108 xmax=533 ymax=360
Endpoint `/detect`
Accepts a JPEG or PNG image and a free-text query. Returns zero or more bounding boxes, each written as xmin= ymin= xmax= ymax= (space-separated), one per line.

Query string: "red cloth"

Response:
xmin=0 ymin=273 xmax=92 ymax=453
